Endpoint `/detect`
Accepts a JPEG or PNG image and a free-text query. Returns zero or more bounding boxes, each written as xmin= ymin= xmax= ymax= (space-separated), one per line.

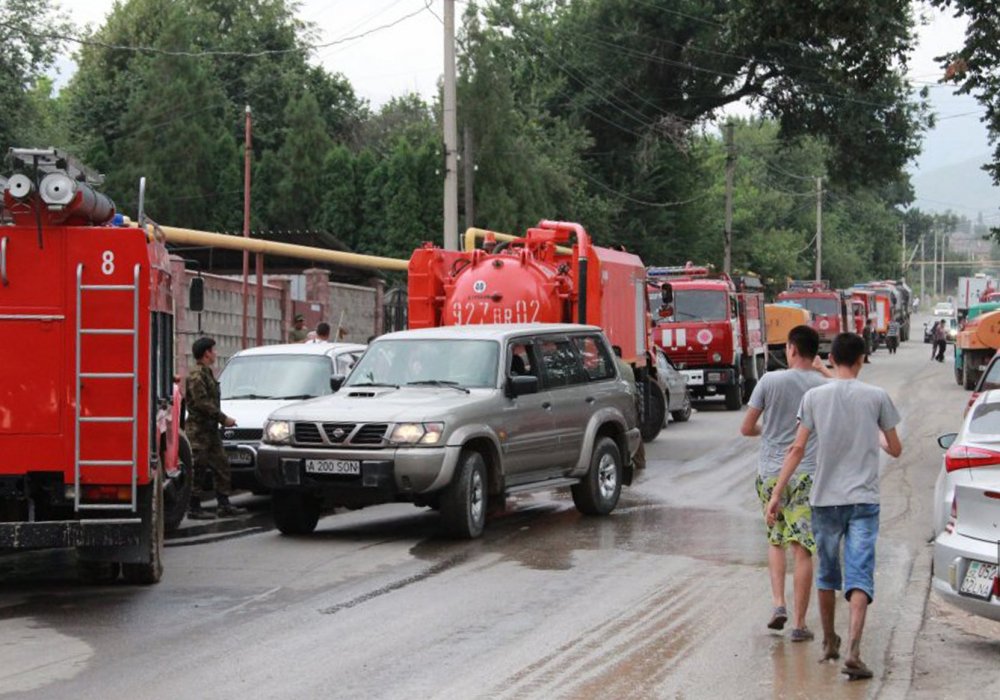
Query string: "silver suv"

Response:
xmin=255 ymin=324 xmax=641 ymax=538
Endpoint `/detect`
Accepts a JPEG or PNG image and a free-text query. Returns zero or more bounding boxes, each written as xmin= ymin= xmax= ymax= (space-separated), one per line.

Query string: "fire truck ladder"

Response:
xmin=74 ymin=263 xmax=140 ymax=513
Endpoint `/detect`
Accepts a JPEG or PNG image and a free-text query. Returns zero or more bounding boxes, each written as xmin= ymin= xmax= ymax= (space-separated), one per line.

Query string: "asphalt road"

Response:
xmin=2 ymin=315 xmax=998 ymax=699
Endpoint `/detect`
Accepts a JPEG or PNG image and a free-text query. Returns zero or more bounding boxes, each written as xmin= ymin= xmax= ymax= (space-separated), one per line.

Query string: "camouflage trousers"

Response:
xmin=186 ymin=430 xmax=232 ymax=498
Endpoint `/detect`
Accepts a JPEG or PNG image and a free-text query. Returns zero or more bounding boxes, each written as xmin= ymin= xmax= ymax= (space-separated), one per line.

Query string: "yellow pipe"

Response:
xmin=463 ymin=227 xmax=574 ymax=255
xmin=132 ymin=221 xmax=410 ymax=272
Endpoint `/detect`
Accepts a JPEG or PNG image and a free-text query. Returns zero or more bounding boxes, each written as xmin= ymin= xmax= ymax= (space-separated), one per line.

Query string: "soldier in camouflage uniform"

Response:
xmin=185 ymin=337 xmax=246 ymax=519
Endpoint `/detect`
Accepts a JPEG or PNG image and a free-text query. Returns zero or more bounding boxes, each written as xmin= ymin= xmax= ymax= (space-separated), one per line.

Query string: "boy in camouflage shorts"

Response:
xmin=742 ymin=325 xmax=830 ymax=640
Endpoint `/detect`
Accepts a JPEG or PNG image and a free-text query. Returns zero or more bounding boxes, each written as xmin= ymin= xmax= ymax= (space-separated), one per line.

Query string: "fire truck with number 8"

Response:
xmin=0 ymin=148 xmax=190 ymax=584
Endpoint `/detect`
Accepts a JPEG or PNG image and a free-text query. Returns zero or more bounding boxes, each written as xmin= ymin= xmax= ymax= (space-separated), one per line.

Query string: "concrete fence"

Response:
xmin=170 ymin=256 xmax=384 ymax=373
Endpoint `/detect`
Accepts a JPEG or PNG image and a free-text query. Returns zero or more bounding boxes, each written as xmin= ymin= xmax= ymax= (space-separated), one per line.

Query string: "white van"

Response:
xmin=218 ymin=342 xmax=366 ymax=491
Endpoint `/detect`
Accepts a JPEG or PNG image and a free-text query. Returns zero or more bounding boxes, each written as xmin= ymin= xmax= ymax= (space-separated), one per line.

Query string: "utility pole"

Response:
xmin=463 ymin=125 xmax=475 ymax=230
xmin=241 ymin=105 xmax=252 ymax=349
xmin=442 ymin=0 xmax=459 ymax=250
xmin=901 ymin=221 xmax=906 ymax=276
xmin=933 ymin=225 xmax=938 ymax=298
xmin=723 ymin=122 xmax=734 ymax=275
xmin=920 ymin=235 xmax=926 ymax=302
xmin=815 ymin=176 xmax=823 ymax=281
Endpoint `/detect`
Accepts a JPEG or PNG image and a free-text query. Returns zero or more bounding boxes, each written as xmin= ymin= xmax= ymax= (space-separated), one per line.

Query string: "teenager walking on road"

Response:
xmin=741 ymin=325 xmax=832 ymax=640
xmin=766 ymin=332 xmax=902 ymax=680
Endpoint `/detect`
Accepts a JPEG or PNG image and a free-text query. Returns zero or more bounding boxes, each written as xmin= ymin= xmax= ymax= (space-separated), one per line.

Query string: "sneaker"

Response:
xmin=767 ymin=606 xmax=788 ymax=630
xmin=216 ymin=503 xmax=248 ymax=517
xmin=187 ymin=508 xmax=215 ymax=521
xmin=790 ymin=627 xmax=815 ymax=642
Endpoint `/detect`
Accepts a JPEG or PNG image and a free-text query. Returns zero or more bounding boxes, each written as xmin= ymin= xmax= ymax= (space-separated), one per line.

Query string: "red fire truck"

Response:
xmin=0 ymin=148 xmax=187 ymax=583
xmin=647 ymin=264 xmax=767 ymax=411
xmin=408 ymin=220 xmax=665 ymax=441
xmin=776 ymin=280 xmax=849 ymax=356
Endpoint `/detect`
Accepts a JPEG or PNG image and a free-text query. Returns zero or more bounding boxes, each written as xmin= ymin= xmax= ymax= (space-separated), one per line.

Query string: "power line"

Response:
xmin=0 ymin=2 xmax=433 ymax=58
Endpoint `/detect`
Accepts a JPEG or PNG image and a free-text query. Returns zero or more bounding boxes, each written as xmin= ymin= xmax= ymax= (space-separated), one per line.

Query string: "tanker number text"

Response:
xmin=451 ymin=300 xmax=540 ymax=325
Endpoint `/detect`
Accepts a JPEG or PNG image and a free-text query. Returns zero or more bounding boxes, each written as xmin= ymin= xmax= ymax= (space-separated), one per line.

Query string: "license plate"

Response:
xmin=681 ymin=370 xmax=703 ymax=386
xmin=305 ymin=459 xmax=361 ymax=475
xmin=959 ymin=560 xmax=998 ymax=600
xmin=226 ymin=449 xmax=253 ymax=466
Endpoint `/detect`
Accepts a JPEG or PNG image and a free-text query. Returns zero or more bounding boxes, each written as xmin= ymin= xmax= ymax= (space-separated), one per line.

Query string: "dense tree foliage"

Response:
xmin=2 ymin=0 xmax=934 ymax=290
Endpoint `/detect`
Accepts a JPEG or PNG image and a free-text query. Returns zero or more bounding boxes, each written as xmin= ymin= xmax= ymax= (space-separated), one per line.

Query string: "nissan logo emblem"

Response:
xmin=332 ymin=428 xmax=346 ymax=439
xmin=224 ymin=429 xmax=235 ymax=439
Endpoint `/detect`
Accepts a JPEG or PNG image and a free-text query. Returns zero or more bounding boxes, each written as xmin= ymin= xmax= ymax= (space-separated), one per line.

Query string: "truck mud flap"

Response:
xmin=0 ymin=519 xmax=142 ymax=550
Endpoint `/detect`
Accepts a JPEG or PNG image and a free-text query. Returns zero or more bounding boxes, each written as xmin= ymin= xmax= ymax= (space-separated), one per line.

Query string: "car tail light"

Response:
xmin=994 ymin=574 xmax=999 ymax=599
xmin=945 ymin=495 xmax=957 ymax=534
xmin=944 ymin=444 xmax=1000 ymax=472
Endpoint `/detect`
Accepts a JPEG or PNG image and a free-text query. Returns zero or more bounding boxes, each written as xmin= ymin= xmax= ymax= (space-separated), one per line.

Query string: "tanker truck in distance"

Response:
xmin=0 ymin=148 xmax=188 ymax=584
xmin=776 ymin=280 xmax=849 ymax=355
xmin=647 ymin=264 xmax=767 ymax=411
xmin=407 ymin=220 xmax=665 ymax=441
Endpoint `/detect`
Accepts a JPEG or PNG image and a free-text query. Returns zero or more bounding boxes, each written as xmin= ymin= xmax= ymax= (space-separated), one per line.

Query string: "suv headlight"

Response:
xmin=264 ymin=420 xmax=292 ymax=444
xmin=389 ymin=422 xmax=444 ymax=445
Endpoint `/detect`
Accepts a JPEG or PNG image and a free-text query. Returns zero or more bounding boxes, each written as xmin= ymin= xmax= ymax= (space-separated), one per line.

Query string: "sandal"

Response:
xmin=790 ymin=627 xmax=814 ymax=642
xmin=842 ymin=659 xmax=874 ymax=680
xmin=767 ymin=606 xmax=788 ymax=630
xmin=819 ymin=634 xmax=841 ymax=662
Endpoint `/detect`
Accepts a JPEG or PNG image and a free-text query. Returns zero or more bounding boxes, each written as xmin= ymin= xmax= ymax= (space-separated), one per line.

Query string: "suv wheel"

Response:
xmin=273 ymin=490 xmax=321 ymax=535
xmin=572 ymin=436 xmax=622 ymax=516
xmin=440 ymin=449 xmax=487 ymax=539
xmin=671 ymin=393 xmax=692 ymax=423
xmin=640 ymin=383 xmax=666 ymax=442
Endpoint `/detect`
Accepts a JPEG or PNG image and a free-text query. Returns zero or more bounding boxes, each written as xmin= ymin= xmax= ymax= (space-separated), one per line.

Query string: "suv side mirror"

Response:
xmin=937 ymin=433 xmax=958 ymax=449
xmin=189 ymin=277 xmax=204 ymax=312
xmin=506 ymin=375 xmax=539 ymax=398
xmin=330 ymin=375 xmax=345 ymax=393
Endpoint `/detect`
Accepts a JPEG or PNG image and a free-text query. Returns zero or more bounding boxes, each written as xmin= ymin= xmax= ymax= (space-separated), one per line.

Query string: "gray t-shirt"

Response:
xmin=748 ymin=369 xmax=827 ymax=478
xmin=798 ymin=379 xmax=901 ymax=506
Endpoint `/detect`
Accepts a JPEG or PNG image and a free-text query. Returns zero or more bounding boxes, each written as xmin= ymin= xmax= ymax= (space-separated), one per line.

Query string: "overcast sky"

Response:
xmin=55 ymin=0 xmax=997 ymax=215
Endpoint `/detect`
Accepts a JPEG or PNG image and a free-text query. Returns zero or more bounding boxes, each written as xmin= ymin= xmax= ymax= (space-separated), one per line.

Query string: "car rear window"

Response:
xmin=979 ymin=360 xmax=1000 ymax=392
xmin=969 ymin=401 xmax=1000 ymax=434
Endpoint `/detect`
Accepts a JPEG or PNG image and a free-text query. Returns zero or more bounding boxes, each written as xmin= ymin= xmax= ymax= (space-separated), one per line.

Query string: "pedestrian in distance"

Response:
xmin=184 ymin=337 xmax=247 ymax=519
xmin=289 ymin=313 xmax=309 ymax=343
xmin=932 ymin=320 xmax=947 ymax=362
xmin=766 ymin=332 xmax=902 ymax=680
xmin=885 ymin=319 xmax=900 ymax=355
xmin=861 ymin=319 xmax=874 ymax=363
xmin=741 ymin=325 xmax=832 ymax=641
xmin=310 ymin=322 xmax=331 ymax=343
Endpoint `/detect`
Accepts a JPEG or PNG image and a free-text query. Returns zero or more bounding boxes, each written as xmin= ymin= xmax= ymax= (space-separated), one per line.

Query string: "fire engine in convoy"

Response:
xmin=647 ymin=264 xmax=767 ymax=411
xmin=776 ymin=280 xmax=849 ymax=356
xmin=407 ymin=220 xmax=665 ymax=441
xmin=0 ymin=148 xmax=188 ymax=584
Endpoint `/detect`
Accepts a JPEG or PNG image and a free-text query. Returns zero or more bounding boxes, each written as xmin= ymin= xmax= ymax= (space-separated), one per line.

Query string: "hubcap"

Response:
xmin=597 ymin=453 xmax=618 ymax=500
xmin=470 ymin=469 xmax=484 ymax=523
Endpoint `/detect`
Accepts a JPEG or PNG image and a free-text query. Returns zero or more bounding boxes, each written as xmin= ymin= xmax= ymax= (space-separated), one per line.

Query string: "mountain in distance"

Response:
xmin=910 ymin=153 xmax=1000 ymax=217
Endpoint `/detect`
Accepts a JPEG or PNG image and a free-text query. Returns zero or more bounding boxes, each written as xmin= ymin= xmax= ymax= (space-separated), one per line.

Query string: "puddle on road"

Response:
xmin=411 ymin=492 xmax=768 ymax=572
xmin=0 ymin=617 xmax=93 ymax=695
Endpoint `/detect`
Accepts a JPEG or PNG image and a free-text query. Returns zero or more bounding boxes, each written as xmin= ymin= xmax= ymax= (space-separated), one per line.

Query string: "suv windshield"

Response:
xmin=347 ymin=339 xmax=499 ymax=388
xmin=786 ymin=296 xmax=839 ymax=317
xmin=672 ymin=290 xmax=728 ymax=322
xmin=220 ymin=355 xmax=332 ymax=400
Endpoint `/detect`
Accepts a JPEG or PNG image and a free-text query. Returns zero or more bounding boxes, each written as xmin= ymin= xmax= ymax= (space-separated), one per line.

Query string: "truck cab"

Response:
xmin=649 ymin=264 xmax=766 ymax=411
xmin=777 ymin=281 xmax=848 ymax=356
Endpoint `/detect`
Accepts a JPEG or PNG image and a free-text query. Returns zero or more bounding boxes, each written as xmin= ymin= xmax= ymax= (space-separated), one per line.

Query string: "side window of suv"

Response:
xmin=572 ymin=335 xmax=615 ymax=381
xmin=507 ymin=342 xmax=537 ymax=377
xmin=538 ymin=338 xmax=587 ymax=388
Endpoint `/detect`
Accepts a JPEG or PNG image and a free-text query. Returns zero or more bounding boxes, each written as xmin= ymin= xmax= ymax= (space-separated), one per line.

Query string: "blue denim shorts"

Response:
xmin=811 ymin=504 xmax=880 ymax=603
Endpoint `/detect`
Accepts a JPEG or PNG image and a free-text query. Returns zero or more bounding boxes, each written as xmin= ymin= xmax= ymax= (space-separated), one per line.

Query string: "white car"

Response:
xmin=932 ymin=482 xmax=1000 ymax=621
xmin=934 ymin=302 xmax=955 ymax=316
xmin=933 ymin=390 xmax=1000 ymax=535
xmin=218 ymin=342 xmax=366 ymax=491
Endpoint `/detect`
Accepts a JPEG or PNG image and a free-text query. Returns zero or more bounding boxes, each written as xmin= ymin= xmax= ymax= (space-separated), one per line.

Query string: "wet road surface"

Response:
xmin=2 ymin=317 xmax=998 ymax=699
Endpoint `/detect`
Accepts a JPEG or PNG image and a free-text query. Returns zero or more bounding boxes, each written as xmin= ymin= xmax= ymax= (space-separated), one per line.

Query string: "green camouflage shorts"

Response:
xmin=755 ymin=473 xmax=816 ymax=553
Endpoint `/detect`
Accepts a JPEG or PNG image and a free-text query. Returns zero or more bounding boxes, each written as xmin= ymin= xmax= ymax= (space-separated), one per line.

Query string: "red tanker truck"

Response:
xmin=776 ymin=280 xmax=850 ymax=356
xmin=647 ymin=264 xmax=767 ymax=411
xmin=0 ymin=148 xmax=190 ymax=583
xmin=407 ymin=220 xmax=666 ymax=441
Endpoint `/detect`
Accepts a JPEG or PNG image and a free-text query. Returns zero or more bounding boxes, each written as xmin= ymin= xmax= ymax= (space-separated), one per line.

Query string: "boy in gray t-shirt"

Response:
xmin=741 ymin=325 xmax=830 ymax=639
xmin=766 ymin=333 xmax=901 ymax=681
